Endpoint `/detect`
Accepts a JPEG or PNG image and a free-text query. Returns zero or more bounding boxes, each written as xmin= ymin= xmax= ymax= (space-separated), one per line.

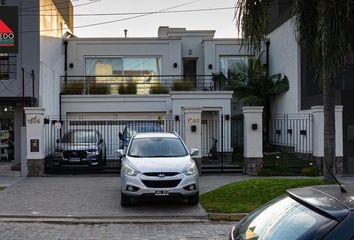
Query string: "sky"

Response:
xmin=73 ymin=0 xmax=239 ymax=38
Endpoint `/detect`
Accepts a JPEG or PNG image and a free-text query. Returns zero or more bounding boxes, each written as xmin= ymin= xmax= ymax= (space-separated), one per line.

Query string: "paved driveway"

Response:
xmin=0 ymin=174 xmax=247 ymax=219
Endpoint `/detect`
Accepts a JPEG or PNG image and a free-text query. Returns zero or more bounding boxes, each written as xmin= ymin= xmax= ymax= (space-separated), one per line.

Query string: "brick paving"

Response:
xmin=0 ymin=222 xmax=234 ymax=240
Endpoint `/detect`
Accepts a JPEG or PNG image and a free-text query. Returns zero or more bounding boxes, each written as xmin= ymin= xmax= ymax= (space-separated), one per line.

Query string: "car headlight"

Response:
xmin=183 ymin=162 xmax=197 ymax=175
xmin=122 ymin=163 xmax=139 ymax=176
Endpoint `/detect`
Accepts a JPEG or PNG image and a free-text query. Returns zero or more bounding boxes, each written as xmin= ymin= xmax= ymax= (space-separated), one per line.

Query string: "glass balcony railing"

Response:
xmin=60 ymin=75 xmax=222 ymax=95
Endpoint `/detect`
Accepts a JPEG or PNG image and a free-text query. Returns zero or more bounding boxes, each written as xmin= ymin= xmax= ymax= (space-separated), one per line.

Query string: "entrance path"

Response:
xmin=0 ymin=174 xmax=248 ymax=219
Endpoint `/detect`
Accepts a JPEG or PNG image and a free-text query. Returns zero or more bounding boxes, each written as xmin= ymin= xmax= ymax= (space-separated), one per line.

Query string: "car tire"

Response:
xmin=187 ymin=193 xmax=199 ymax=205
xmin=121 ymin=192 xmax=132 ymax=207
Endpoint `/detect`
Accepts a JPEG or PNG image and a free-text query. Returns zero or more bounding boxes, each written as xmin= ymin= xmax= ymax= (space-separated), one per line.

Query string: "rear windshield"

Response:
xmin=128 ymin=137 xmax=188 ymax=157
xmin=233 ymin=195 xmax=338 ymax=240
xmin=61 ymin=131 xmax=97 ymax=144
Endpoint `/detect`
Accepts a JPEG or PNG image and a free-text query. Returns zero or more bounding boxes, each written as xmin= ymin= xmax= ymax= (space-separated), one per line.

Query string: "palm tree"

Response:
xmin=219 ymin=57 xmax=289 ymax=144
xmin=235 ymin=0 xmax=354 ymax=182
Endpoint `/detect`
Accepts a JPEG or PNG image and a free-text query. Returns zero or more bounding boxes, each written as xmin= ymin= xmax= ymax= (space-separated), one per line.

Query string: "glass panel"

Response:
xmin=85 ymin=58 xmax=123 ymax=76
xmin=219 ymin=56 xmax=250 ymax=78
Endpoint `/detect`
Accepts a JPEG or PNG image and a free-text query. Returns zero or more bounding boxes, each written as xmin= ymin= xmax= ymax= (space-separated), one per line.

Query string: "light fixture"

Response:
xmin=173 ymin=63 xmax=178 ymax=68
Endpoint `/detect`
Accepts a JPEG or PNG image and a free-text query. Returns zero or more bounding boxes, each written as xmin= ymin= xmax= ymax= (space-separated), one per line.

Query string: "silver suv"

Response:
xmin=116 ymin=132 xmax=199 ymax=206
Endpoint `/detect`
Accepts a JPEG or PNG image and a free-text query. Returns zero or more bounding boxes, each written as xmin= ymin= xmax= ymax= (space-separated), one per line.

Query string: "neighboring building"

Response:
xmin=0 ymin=0 xmax=73 ymax=164
xmin=266 ymin=0 xmax=353 ymax=174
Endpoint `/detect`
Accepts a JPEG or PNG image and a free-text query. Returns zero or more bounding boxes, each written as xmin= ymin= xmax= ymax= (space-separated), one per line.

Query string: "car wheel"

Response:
xmin=187 ymin=193 xmax=199 ymax=205
xmin=121 ymin=192 xmax=132 ymax=207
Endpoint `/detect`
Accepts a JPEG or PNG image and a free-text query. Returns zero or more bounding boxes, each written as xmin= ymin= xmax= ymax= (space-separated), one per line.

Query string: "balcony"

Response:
xmin=60 ymin=75 xmax=222 ymax=95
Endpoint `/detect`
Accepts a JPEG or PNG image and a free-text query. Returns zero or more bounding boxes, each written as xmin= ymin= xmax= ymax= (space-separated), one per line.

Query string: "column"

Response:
xmin=25 ymin=107 xmax=45 ymax=177
xmin=243 ymin=106 xmax=263 ymax=176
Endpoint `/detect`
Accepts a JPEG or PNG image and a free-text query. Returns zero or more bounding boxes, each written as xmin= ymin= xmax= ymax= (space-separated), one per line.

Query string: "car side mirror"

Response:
xmin=190 ymin=148 xmax=199 ymax=157
xmin=116 ymin=149 xmax=124 ymax=158
xmin=119 ymin=132 xmax=123 ymax=140
xmin=56 ymin=139 xmax=60 ymax=143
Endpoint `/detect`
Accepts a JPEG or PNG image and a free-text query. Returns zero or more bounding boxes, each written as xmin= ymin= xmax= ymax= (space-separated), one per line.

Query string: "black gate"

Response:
xmin=201 ymin=114 xmax=244 ymax=173
xmin=44 ymin=115 xmax=184 ymax=174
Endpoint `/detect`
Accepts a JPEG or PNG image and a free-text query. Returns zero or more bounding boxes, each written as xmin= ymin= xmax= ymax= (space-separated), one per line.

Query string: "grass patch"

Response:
xmin=0 ymin=187 xmax=5 ymax=191
xmin=200 ymin=178 xmax=324 ymax=213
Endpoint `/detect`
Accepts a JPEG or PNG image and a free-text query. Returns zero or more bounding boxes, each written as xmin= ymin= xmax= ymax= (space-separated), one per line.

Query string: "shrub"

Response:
xmin=118 ymin=82 xmax=137 ymax=94
xmin=150 ymin=83 xmax=170 ymax=94
xmin=172 ymin=79 xmax=195 ymax=91
xmin=88 ymin=83 xmax=110 ymax=94
xmin=62 ymin=80 xmax=84 ymax=94
xmin=301 ymin=166 xmax=320 ymax=176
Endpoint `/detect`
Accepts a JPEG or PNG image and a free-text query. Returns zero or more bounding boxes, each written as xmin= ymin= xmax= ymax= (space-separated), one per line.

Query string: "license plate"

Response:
xmin=70 ymin=158 xmax=81 ymax=162
xmin=155 ymin=190 xmax=169 ymax=196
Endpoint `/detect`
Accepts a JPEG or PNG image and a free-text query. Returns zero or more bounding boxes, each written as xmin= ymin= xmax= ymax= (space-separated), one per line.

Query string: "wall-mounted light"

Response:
xmin=188 ymin=49 xmax=193 ymax=55
xmin=173 ymin=63 xmax=178 ymax=68
xmin=225 ymin=114 xmax=230 ymax=120
xmin=191 ymin=125 xmax=197 ymax=132
xmin=208 ymin=64 xmax=213 ymax=70
xmin=252 ymin=124 xmax=258 ymax=131
xmin=175 ymin=115 xmax=180 ymax=121
xmin=69 ymin=63 xmax=74 ymax=69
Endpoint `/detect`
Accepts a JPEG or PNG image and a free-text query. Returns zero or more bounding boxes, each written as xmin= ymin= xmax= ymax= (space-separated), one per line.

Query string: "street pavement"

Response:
xmin=0 ymin=222 xmax=234 ymax=240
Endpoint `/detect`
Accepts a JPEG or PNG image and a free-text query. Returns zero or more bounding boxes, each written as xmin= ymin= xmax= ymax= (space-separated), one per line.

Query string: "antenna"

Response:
xmin=124 ymin=29 xmax=128 ymax=38
xmin=325 ymin=166 xmax=347 ymax=193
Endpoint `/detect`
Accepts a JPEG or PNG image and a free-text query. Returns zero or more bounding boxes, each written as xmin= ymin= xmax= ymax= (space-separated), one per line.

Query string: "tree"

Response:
xmin=216 ymin=57 xmax=289 ymax=144
xmin=235 ymin=0 xmax=354 ymax=182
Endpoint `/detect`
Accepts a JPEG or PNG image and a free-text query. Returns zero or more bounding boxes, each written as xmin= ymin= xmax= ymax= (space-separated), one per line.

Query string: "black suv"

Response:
xmin=54 ymin=129 xmax=106 ymax=166
xmin=229 ymin=184 xmax=354 ymax=240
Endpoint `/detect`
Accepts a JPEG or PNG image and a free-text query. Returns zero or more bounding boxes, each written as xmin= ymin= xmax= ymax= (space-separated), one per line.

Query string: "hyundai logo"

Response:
xmin=158 ymin=173 xmax=165 ymax=178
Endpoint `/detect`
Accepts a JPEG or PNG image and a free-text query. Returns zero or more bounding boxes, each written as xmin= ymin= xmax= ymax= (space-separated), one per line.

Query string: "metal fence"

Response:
xmin=269 ymin=114 xmax=313 ymax=154
xmin=60 ymin=75 xmax=220 ymax=96
xmin=43 ymin=114 xmax=243 ymax=173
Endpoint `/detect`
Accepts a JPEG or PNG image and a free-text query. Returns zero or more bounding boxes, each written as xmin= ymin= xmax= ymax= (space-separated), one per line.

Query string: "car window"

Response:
xmin=61 ymin=131 xmax=97 ymax=143
xmin=234 ymin=196 xmax=338 ymax=240
xmin=128 ymin=137 xmax=188 ymax=157
xmin=125 ymin=124 xmax=162 ymax=138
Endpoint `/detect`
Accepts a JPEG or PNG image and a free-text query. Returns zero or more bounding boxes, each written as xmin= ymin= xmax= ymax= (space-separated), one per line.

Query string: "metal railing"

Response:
xmin=269 ymin=114 xmax=313 ymax=154
xmin=60 ymin=75 xmax=220 ymax=95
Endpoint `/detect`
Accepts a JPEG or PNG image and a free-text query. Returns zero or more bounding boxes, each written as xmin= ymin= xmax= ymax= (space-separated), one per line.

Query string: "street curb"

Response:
xmin=207 ymin=213 xmax=248 ymax=221
xmin=0 ymin=217 xmax=211 ymax=224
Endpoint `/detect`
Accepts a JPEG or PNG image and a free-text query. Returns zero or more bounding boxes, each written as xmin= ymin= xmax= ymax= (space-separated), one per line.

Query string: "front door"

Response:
xmin=183 ymin=58 xmax=197 ymax=80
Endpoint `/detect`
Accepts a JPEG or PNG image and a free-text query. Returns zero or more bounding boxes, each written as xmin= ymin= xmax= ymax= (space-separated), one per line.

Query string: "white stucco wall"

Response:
xmin=66 ymin=38 xmax=182 ymax=76
xmin=268 ymin=18 xmax=301 ymax=115
xmin=39 ymin=36 xmax=65 ymax=116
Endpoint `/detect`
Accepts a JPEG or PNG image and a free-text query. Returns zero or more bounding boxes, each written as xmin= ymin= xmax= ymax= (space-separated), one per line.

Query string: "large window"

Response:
xmin=0 ymin=54 xmax=9 ymax=80
xmin=219 ymin=56 xmax=250 ymax=78
xmin=85 ymin=57 xmax=161 ymax=95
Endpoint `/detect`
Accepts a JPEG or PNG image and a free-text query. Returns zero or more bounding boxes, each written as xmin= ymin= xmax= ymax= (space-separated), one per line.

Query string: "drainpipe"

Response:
xmin=31 ymin=70 xmax=35 ymax=107
xmin=61 ymin=40 xmax=68 ymax=122
xmin=265 ymin=39 xmax=270 ymax=76
xmin=22 ymin=67 xmax=25 ymax=126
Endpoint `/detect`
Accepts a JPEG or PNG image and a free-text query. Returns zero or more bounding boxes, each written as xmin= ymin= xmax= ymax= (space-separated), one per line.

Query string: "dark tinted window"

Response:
xmin=128 ymin=137 xmax=188 ymax=157
xmin=233 ymin=196 xmax=337 ymax=240
xmin=61 ymin=131 xmax=97 ymax=143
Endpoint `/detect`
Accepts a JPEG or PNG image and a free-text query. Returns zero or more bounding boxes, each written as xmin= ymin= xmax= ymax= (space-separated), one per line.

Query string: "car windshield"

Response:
xmin=128 ymin=137 xmax=188 ymax=157
xmin=125 ymin=124 xmax=162 ymax=138
xmin=61 ymin=131 xmax=97 ymax=144
xmin=233 ymin=195 xmax=338 ymax=240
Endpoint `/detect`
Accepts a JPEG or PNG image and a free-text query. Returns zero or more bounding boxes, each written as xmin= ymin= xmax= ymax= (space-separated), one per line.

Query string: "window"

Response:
xmin=85 ymin=57 xmax=161 ymax=95
xmin=219 ymin=56 xmax=250 ymax=78
xmin=0 ymin=54 xmax=9 ymax=80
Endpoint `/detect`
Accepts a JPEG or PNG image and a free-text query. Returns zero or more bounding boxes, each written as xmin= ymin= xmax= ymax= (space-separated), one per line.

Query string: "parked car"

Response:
xmin=116 ymin=132 xmax=199 ymax=206
xmin=54 ymin=129 xmax=106 ymax=166
xmin=229 ymin=184 xmax=354 ymax=240
xmin=119 ymin=122 xmax=163 ymax=149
